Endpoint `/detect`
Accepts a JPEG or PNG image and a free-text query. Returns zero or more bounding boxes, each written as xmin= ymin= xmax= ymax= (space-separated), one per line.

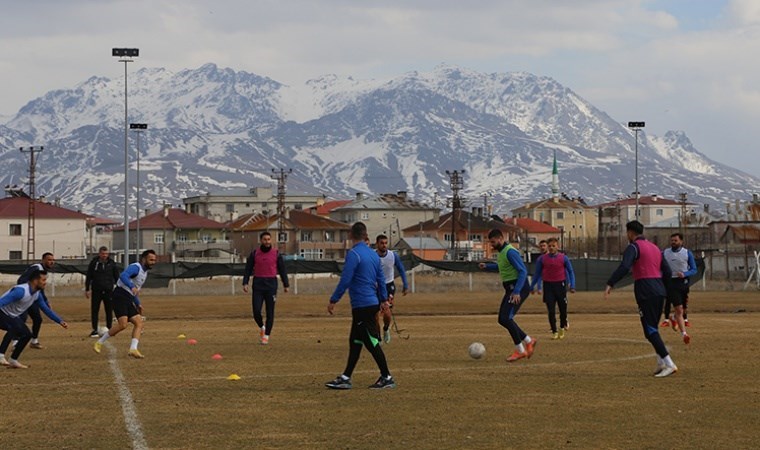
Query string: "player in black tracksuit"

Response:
xmin=85 ymin=246 xmax=120 ymax=337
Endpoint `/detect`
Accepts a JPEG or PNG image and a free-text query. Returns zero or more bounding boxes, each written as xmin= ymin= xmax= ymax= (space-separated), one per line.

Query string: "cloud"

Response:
xmin=0 ymin=0 xmax=758 ymax=175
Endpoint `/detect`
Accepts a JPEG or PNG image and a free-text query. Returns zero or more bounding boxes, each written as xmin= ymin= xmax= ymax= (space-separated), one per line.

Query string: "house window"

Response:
xmin=556 ymin=212 xmax=564 ymax=219
xmin=299 ymin=248 xmax=324 ymax=260
xmin=324 ymin=231 xmax=334 ymax=242
xmin=382 ymin=212 xmax=387 ymax=218
xmin=201 ymin=234 xmax=212 ymax=243
xmin=301 ymin=231 xmax=313 ymax=242
xmin=278 ymin=232 xmax=288 ymax=243
xmin=177 ymin=233 xmax=188 ymax=242
xmin=225 ymin=204 xmax=235 ymax=213
xmin=444 ymin=234 xmax=452 ymax=242
xmin=469 ymin=234 xmax=481 ymax=242
xmin=154 ymin=234 xmax=164 ymax=244
xmin=361 ymin=212 xmax=370 ymax=220
xmin=294 ymin=203 xmax=303 ymax=210
xmin=656 ymin=209 xmax=664 ymax=216
xmin=9 ymin=251 xmax=22 ymax=260
xmin=9 ymin=224 xmax=22 ymax=236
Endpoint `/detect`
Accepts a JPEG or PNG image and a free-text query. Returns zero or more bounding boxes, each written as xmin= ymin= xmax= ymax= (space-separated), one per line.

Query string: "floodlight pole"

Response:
xmin=130 ymin=123 xmax=147 ymax=256
xmin=627 ymin=122 xmax=645 ymax=219
xmin=113 ymin=47 xmax=139 ymax=267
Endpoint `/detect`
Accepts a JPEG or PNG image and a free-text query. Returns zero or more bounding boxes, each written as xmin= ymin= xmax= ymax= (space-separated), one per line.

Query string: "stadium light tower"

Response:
xmin=130 ymin=123 xmax=147 ymax=256
xmin=628 ymin=121 xmax=645 ymax=219
xmin=113 ymin=47 xmax=139 ymax=267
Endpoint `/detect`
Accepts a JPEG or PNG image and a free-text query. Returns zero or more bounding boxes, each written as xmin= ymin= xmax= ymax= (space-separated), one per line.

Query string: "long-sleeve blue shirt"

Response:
xmin=607 ymin=238 xmax=672 ymax=299
xmin=530 ymin=254 xmax=576 ymax=291
xmin=330 ymin=242 xmax=387 ymax=308
xmin=0 ymin=285 xmax=63 ymax=324
xmin=484 ymin=247 xmax=528 ymax=292
xmin=17 ymin=263 xmax=50 ymax=306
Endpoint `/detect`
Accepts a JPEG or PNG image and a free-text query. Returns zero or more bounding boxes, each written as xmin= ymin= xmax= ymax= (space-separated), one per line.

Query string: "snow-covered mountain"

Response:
xmin=1 ymin=63 xmax=757 ymax=218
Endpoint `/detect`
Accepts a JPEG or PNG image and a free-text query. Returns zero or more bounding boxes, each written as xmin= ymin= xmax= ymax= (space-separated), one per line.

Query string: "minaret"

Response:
xmin=551 ymin=149 xmax=559 ymax=202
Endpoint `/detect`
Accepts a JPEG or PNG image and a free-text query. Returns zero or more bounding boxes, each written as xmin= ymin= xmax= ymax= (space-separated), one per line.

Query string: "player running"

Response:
xmin=662 ymin=233 xmax=697 ymax=344
xmin=530 ymin=237 xmax=576 ymax=340
xmin=375 ymin=234 xmax=408 ymax=344
xmin=605 ymin=221 xmax=678 ymax=378
xmin=94 ymin=250 xmax=157 ymax=359
xmin=0 ymin=270 xmax=68 ymax=369
xmin=325 ymin=222 xmax=395 ymax=390
xmin=478 ymin=229 xmax=537 ymax=362
xmin=242 ymin=231 xmax=289 ymax=345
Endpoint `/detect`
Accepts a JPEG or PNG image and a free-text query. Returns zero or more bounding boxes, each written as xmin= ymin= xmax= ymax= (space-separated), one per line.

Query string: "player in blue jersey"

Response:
xmin=325 ymin=222 xmax=395 ymax=390
xmin=94 ymin=250 xmax=157 ymax=359
xmin=662 ymin=233 xmax=697 ymax=344
xmin=0 ymin=270 xmax=68 ymax=369
xmin=14 ymin=252 xmax=56 ymax=349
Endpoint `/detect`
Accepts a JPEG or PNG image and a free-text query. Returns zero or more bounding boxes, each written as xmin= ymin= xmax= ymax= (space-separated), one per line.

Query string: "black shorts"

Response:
xmin=112 ymin=287 xmax=140 ymax=319
xmin=542 ymin=281 xmax=567 ymax=305
xmin=667 ymin=279 xmax=690 ymax=307
xmin=350 ymin=305 xmax=381 ymax=345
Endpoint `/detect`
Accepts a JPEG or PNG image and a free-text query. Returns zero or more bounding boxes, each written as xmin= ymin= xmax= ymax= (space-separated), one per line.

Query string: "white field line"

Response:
xmin=107 ymin=342 xmax=149 ymax=450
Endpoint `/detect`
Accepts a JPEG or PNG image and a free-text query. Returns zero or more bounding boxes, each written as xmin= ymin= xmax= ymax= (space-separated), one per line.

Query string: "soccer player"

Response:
xmin=15 ymin=252 xmax=56 ymax=349
xmin=478 ymin=229 xmax=537 ymax=362
xmin=85 ymin=246 xmax=120 ymax=337
xmin=375 ymin=234 xmax=408 ymax=344
xmin=605 ymin=221 xmax=677 ymax=378
xmin=325 ymin=222 xmax=395 ymax=390
xmin=242 ymin=231 xmax=289 ymax=345
xmin=530 ymin=237 xmax=576 ymax=340
xmin=662 ymin=233 xmax=697 ymax=344
xmin=94 ymin=250 xmax=157 ymax=358
xmin=530 ymin=240 xmax=549 ymax=293
xmin=0 ymin=270 xmax=68 ymax=369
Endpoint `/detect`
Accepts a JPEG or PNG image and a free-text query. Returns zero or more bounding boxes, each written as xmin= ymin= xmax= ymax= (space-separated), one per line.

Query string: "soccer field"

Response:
xmin=2 ymin=290 xmax=759 ymax=449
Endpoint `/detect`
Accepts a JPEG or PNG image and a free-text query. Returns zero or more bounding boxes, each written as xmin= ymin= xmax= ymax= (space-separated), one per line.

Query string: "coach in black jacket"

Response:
xmin=85 ymin=246 xmax=120 ymax=337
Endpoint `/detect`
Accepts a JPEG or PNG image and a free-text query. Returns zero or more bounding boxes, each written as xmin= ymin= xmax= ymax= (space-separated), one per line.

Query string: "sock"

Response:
xmin=523 ymin=336 xmax=533 ymax=344
xmin=98 ymin=333 xmax=111 ymax=344
xmin=663 ymin=355 xmax=675 ymax=367
xmin=10 ymin=358 xmax=19 ymax=364
xmin=682 ymin=331 xmax=688 ymax=336
xmin=31 ymin=338 xmax=39 ymax=344
xmin=0 ymin=353 xmax=4 ymax=359
xmin=130 ymin=339 xmax=139 ymax=351
xmin=264 ymin=335 xmax=269 ymax=339
xmin=516 ymin=343 xmax=526 ymax=353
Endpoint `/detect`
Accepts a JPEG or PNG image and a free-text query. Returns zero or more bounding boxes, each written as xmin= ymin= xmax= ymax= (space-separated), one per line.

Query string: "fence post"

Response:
xmin=701 ymin=251 xmax=706 ymax=291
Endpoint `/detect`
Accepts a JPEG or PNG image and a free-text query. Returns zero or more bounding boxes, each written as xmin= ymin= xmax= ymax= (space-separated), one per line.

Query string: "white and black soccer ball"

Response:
xmin=468 ymin=342 xmax=486 ymax=360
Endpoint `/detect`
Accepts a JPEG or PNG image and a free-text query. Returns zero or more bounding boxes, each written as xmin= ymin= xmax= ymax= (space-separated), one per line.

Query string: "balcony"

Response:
xmin=174 ymin=239 xmax=233 ymax=252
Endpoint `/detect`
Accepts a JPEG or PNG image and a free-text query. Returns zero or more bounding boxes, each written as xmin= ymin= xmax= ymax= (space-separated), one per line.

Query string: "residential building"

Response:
xmin=306 ymin=199 xmax=352 ymax=218
xmin=393 ymin=237 xmax=448 ymax=261
xmin=0 ymin=195 xmax=90 ymax=260
xmin=228 ymin=209 xmax=351 ymax=260
xmin=505 ymin=217 xmax=562 ymax=251
xmin=85 ymin=216 xmax=117 ymax=256
xmin=112 ymin=206 xmax=229 ymax=262
xmin=330 ymin=192 xmax=440 ymax=244
xmin=183 ymin=187 xmax=325 ymax=223
xmin=402 ymin=209 xmax=520 ymax=261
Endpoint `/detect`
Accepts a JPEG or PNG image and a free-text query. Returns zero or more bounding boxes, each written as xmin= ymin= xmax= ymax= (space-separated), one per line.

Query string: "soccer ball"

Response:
xmin=98 ymin=326 xmax=110 ymax=336
xmin=468 ymin=342 xmax=486 ymax=360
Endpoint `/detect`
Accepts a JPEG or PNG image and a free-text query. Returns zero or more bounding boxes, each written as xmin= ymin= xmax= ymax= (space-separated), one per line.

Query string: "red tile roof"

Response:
xmin=505 ymin=217 xmax=561 ymax=233
xmin=0 ymin=197 xmax=89 ymax=220
xmin=113 ymin=208 xmax=225 ymax=230
xmin=595 ymin=196 xmax=691 ymax=208
xmin=309 ymin=200 xmax=352 ymax=216
xmin=230 ymin=209 xmax=351 ymax=231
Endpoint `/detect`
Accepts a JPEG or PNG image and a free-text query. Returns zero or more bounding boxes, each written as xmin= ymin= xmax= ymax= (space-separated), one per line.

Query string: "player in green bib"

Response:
xmin=478 ymin=229 xmax=537 ymax=362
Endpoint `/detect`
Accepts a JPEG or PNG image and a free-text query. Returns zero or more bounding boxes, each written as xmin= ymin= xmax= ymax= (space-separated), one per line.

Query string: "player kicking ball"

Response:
xmin=94 ymin=250 xmax=157 ymax=359
xmin=478 ymin=229 xmax=537 ymax=362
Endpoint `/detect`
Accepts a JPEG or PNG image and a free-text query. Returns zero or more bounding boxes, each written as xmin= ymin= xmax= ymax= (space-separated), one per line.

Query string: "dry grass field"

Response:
xmin=1 ymin=288 xmax=758 ymax=449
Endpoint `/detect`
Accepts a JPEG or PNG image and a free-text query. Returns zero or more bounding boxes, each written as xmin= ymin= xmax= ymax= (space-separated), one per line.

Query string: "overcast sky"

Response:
xmin=1 ymin=0 xmax=759 ymax=176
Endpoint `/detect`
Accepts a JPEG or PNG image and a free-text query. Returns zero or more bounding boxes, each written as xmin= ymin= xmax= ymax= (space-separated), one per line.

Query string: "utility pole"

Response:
xmin=678 ymin=192 xmax=688 ymax=237
xmin=627 ymin=121 xmax=645 ymax=219
xmin=271 ymin=168 xmax=292 ymax=252
xmin=445 ymin=170 xmax=465 ymax=260
xmin=20 ymin=146 xmax=43 ymax=263
xmin=482 ymin=192 xmax=492 ymax=217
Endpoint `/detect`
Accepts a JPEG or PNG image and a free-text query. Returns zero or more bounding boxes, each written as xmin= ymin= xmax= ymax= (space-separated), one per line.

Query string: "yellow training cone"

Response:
xmin=227 ymin=374 xmax=241 ymax=381
xmin=177 ymin=334 xmax=186 ymax=339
